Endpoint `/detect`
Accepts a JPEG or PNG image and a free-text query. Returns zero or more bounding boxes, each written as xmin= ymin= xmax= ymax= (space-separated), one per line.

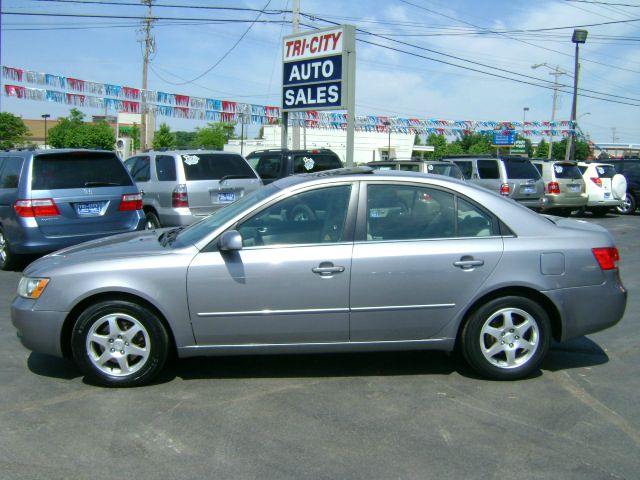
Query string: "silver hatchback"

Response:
xmin=11 ymin=168 xmax=626 ymax=387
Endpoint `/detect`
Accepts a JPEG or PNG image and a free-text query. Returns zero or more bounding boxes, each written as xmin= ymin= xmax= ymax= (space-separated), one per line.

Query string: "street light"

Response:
xmin=565 ymin=29 xmax=588 ymax=161
xmin=41 ymin=114 xmax=50 ymax=148
xmin=385 ymin=120 xmax=392 ymax=160
xmin=531 ymin=63 xmax=568 ymax=159
xmin=522 ymin=107 xmax=529 ymax=133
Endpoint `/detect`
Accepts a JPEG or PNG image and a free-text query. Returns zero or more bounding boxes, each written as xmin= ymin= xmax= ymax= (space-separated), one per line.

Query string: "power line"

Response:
xmin=565 ymin=0 xmax=640 ymax=6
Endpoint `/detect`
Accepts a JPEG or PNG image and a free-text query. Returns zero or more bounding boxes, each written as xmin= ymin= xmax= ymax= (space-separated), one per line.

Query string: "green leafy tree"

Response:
xmin=424 ymin=133 xmax=447 ymax=159
xmin=48 ymin=108 xmax=115 ymax=149
xmin=534 ymin=139 xmax=549 ymax=159
xmin=552 ymin=138 xmax=592 ymax=161
xmin=0 ymin=112 xmax=30 ymax=149
xmin=445 ymin=143 xmax=464 ymax=156
xmin=193 ymin=122 xmax=234 ymax=149
xmin=153 ymin=123 xmax=175 ymax=150
xmin=174 ymin=130 xmax=197 ymax=147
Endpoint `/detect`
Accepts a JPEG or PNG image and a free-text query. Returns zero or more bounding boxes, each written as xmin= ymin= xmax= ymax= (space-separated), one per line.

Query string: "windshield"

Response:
xmin=171 ymin=183 xmax=279 ymax=247
xmin=180 ymin=153 xmax=257 ymax=181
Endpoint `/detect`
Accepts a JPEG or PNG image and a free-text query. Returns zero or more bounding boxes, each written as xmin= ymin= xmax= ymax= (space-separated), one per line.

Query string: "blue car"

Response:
xmin=0 ymin=149 xmax=145 ymax=270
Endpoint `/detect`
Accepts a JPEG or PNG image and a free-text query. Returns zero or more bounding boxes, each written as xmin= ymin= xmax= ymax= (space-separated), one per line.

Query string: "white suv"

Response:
xmin=577 ymin=162 xmax=627 ymax=216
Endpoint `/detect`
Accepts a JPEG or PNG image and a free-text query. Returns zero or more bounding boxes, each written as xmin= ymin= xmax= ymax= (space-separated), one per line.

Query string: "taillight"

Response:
xmin=500 ymin=183 xmax=510 ymax=196
xmin=172 ymin=184 xmax=188 ymax=208
xmin=119 ymin=193 xmax=143 ymax=211
xmin=592 ymin=247 xmax=619 ymax=270
xmin=548 ymin=182 xmax=560 ymax=194
xmin=14 ymin=199 xmax=60 ymax=217
xmin=590 ymin=177 xmax=602 ymax=187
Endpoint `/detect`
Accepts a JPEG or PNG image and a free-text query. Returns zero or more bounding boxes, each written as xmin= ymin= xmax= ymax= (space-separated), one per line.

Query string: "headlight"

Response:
xmin=17 ymin=277 xmax=50 ymax=299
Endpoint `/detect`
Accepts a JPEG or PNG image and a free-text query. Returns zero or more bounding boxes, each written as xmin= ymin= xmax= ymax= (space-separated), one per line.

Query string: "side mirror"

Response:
xmin=218 ymin=230 xmax=243 ymax=251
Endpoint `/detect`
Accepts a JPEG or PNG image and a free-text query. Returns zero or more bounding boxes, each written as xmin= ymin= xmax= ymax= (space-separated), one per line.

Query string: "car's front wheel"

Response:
xmin=616 ymin=193 xmax=636 ymax=215
xmin=71 ymin=300 xmax=169 ymax=387
xmin=461 ymin=296 xmax=551 ymax=380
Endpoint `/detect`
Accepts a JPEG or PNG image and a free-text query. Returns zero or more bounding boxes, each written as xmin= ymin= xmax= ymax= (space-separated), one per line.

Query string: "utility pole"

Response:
xmin=291 ymin=0 xmax=301 ymax=150
xmin=140 ymin=0 xmax=155 ymax=153
xmin=532 ymin=63 xmax=567 ymax=159
xmin=612 ymin=128 xmax=619 ymax=143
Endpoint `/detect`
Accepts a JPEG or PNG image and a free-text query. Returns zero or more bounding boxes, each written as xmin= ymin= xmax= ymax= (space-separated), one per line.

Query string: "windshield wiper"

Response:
xmin=159 ymin=227 xmax=184 ymax=246
xmin=219 ymin=174 xmax=252 ymax=183
xmin=84 ymin=181 xmax=121 ymax=187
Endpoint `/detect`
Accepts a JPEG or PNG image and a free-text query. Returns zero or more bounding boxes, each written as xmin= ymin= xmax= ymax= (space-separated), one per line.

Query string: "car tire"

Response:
xmin=460 ymin=296 xmax=551 ymax=380
xmin=0 ymin=227 xmax=21 ymax=271
xmin=145 ymin=211 xmax=161 ymax=230
xmin=71 ymin=300 xmax=169 ymax=387
xmin=616 ymin=193 xmax=636 ymax=215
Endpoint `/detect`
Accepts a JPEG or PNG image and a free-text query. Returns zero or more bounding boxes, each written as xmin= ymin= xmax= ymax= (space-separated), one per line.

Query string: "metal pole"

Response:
xmin=42 ymin=114 xmax=50 ymax=148
xmin=241 ymin=116 xmax=244 ymax=156
xmin=140 ymin=0 xmax=153 ymax=153
xmin=291 ymin=0 xmax=300 ymax=150
xmin=565 ymin=43 xmax=580 ymax=161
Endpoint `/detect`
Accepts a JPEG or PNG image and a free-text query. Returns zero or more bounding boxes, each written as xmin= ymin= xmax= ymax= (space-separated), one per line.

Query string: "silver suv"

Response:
xmin=124 ymin=150 xmax=262 ymax=228
xmin=531 ymin=159 xmax=587 ymax=216
xmin=447 ymin=156 xmax=545 ymax=210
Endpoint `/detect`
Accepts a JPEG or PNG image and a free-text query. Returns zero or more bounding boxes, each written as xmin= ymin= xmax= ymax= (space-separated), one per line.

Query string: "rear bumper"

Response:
xmin=546 ymin=272 xmax=627 ymax=341
xmin=158 ymin=207 xmax=219 ymax=227
xmin=11 ymin=296 xmax=67 ymax=358
xmin=542 ymin=194 xmax=588 ymax=210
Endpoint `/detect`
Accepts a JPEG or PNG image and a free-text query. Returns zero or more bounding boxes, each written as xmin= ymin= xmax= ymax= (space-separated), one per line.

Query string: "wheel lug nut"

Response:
xmin=509 ymin=343 xmax=514 ymax=347
xmin=109 ymin=339 xmax=114 ymax=343
xmin=510 ymin=329 xmax=514 ymax=333
xmin=501 ymin=341 xmax=505 ymax=345
xmin=120 ymin=350 xmax=125 ymax=354
xmin=125 ymin=342 xmax=129 ymax=346
xmin=117 ymin=335 xmax=122 ymax=339
xmin=515 ymin=336 xmax=520 ymax=339
xmin=110 ymin=348 xmax=115 ymax=352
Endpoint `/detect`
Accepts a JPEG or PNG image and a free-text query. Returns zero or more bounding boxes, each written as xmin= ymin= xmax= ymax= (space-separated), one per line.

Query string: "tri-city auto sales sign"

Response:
xmin=282 ymin=26 xmax=353 ymax=112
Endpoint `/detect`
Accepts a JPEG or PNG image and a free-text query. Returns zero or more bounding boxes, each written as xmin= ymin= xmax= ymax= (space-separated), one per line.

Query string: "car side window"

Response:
xmin=128 ymin=156 xmax=151 ymax=182
xmin=477 ymin=160 xmax=500 ymax=179
xmin=366 ymin=184 xmax=455 ymax=241
xmin=237 ymin=185 xmax=351 ymax=247
xmin=457 ymin=197 xmax=496 ymax=237
xmin=0 ymin=157 xmax=23 ymax=189
xmin=156 ymin=155 xmax=177 ymax=181
xmin=253 ymin=155 xmax=282 ymax=180
xmin=399 ymin=164 xmax=420 ymax=172
xmin=453 ymin=161 xmax=472 ymax=179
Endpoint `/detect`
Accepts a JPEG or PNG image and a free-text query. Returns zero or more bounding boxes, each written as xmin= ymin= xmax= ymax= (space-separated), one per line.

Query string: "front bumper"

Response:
xmin=11 ymin=296 xmax=68 ymax=358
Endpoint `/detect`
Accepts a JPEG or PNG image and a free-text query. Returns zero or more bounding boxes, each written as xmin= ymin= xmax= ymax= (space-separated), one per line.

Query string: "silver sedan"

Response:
xmin=11 ymin=167 xmax=627 ymax=387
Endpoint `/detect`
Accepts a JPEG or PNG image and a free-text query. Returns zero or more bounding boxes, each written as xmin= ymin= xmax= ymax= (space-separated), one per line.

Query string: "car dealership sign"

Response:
xmin=282 ymin=26 xmax=355 ymax=112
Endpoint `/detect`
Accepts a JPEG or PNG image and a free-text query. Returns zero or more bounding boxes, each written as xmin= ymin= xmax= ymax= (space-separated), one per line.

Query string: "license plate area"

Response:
xmin=568 ymin=184 xmax=581 ymax=193
xmin=75 ymin=201 xmax=106 ymax=216
xmin=521 ymin=185 xmax=535 ymax=194
xmin=217 ymin=192 xmax=236 ymax=203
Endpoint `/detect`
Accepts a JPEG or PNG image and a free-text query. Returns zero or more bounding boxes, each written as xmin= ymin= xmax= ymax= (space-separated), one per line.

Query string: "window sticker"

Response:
xmin=428 ymin=164 xmax=434 ymax=171
xmin=554 ymin=165 xmax=564 ymax=174
xmin=303 ymin=157 xmax=315 ymax=171
xmin=182 ymin=154 xmax=200 ymax=165
xmin=596 ymin=166 xmax=604 ymax=175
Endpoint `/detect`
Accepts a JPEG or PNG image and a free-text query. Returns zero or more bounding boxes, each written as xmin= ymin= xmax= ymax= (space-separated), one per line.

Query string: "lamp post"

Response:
xmin=522 ymin=107 xmax=529 ymax=134
xmin=385 ymin=120 xmax=392 ymax=160
xmin=41 ymin=114 xmax=50 ymax=148
xmin=565 ymin=29 xmax=588 ymax=161
xmin=531 ymin=63 xmax=568 ymax=159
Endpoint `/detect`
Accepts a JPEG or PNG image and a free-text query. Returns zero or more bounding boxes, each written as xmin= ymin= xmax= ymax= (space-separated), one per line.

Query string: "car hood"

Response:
xmin=24 ymin=229 xmax=196 ymax=275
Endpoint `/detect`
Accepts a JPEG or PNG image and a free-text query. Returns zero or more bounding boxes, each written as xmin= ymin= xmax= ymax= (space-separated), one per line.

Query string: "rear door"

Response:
xmin=552 ymin=162 xmax=585 ymax=198
xmin=503 ymin=158 xmax=544 ymax=201
xmin=30 ymin=151 xmax=140 ymax=236
xmin=179 ymin=153 xmax=262 ymax=216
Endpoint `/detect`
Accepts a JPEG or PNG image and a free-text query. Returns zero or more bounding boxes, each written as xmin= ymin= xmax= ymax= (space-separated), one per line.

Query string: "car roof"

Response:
xmin=1 ymin=148 xmax=116 ymax=158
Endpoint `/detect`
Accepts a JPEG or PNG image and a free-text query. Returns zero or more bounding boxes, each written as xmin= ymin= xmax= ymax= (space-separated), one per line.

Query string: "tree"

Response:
xmin=48 ymin=108 xmax=115 ymax=149
xmin=193 ymin=122 xmax=233 ymax=150
xmin=0 ymin=112 xmax=30 ymax=149
xmin=424 ymin=134 xmax=447 ymax=159
xmin=534 ymin=139 xmax=549 ymax=159
xmin=552 ymin=138 xmax=592 ymax=161
xmin=153 ymin=123 xmax=175 ymax=150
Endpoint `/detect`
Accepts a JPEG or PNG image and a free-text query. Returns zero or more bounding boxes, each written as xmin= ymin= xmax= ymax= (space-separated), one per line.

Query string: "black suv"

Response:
xmin=609 ymin=157 xmax=640 ymax=214
xmin=245 ymin=149 xmax=343 ymax=185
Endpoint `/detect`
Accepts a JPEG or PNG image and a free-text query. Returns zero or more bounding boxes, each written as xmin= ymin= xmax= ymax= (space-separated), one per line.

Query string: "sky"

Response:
xmin=1 ymin=0 xmax=639 ymax=144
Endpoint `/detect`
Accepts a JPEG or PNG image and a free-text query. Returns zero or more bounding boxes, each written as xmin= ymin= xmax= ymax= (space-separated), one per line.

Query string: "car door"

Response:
xmin=350 ymin=182 xmax=504 ymax=342
xmin=187 ymin=182 xmax=357 ymax=345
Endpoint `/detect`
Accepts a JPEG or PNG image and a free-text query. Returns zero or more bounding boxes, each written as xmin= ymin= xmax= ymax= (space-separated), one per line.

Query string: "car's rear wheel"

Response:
xmin=461 ymin=296 xmax=551 ymax=380
xmin=71 ymin=300 xmax=169 ymax=387
xmin=145 ymin=211 xmax=161 ymax=230
xmin=0 ymin=227 xmax=20 ymax=271
xmin=616 ymin=193 xmax=636 ymax=215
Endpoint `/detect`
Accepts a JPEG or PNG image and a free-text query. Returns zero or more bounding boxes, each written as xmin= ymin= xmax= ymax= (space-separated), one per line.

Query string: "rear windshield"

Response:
xmin=368 ymin=163 xmax=397 ymax=171
xmin=430 ymin=163 xmax=464 ymax=180
xmin=293 ymin=154 xmax=342 ymax=174
xmin=552 ymin=163 xmax=583 ymax=180
xmin=181 ymin=153 xmax=257 ymax=181
xmin=32 ymin=152 xmax=133 ymax=190
xmin=593 ymin=165 xmax=616 ymax=178
xmin=503 ymin=158 xmax=541 ymax=179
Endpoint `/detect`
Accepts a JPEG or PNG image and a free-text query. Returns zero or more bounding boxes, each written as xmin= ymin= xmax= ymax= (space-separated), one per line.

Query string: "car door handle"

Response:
xmin=312 ymin=263 xmax=345 ymax=276
xmin=453 ymin=257 xmax=484 ymax=269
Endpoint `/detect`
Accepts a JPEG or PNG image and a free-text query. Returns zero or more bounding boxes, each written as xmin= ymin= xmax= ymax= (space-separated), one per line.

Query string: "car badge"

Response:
xmin=83 ymin=188 xmax=93 ymax=195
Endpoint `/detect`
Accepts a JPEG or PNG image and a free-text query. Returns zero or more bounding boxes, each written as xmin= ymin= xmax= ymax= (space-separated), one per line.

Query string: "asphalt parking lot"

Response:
xmin=1 ymin=212 xmax=639 ymax=480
